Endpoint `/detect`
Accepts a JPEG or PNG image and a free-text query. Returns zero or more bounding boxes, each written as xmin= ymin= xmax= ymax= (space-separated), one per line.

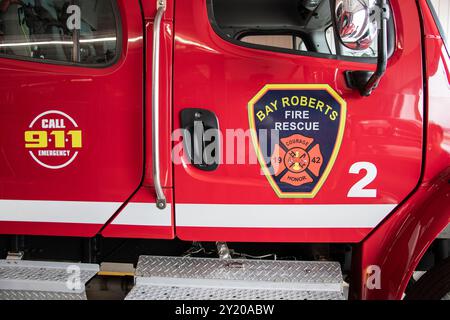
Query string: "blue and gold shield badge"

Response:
xmin=248 ymin=84 xmax=346 ymax=198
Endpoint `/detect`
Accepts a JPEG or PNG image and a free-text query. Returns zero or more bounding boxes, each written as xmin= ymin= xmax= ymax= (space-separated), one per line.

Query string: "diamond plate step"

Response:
xmin=0 ymin=260 xmax=99 ymax=300
xmin=126 ymin=256 xmax=345 ymax=300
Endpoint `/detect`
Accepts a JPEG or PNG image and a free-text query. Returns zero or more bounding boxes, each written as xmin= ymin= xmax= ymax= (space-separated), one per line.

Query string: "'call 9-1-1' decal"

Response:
xmin=248 ymin=84 xmax=346 ymax=198
xmin=25 ymin=110 xmax=83 ymax=169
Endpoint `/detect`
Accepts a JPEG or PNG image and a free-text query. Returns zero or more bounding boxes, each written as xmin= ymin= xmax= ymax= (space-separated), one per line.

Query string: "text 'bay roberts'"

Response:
xmin=255 ymin=95 xmax=340 ymax=131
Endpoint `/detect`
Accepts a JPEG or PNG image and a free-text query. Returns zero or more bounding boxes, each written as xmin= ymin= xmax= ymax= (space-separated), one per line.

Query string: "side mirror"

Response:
xmin=334 ymin=0 xmax=390 ymax=96
xmin=335 ymin=0 xmax=378 ymax=50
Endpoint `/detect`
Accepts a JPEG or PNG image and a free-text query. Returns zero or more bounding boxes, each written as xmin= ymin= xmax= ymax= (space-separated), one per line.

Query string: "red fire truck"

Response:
xmin=0 ymin=0 xmax=449 ymax=300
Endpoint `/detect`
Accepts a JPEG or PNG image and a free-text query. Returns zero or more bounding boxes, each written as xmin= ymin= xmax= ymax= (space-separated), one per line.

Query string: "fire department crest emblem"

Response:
xmin=248 ymin=84 xmax=346 ymax=198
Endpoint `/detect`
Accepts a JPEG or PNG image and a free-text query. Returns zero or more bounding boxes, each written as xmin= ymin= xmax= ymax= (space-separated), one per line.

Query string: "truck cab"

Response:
xmin=0 ymin=0 xmax=448 ymax=300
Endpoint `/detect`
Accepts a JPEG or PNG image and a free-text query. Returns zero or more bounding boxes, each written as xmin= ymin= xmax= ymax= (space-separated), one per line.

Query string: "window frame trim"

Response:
xmin=0 ymin=0 xmax=123 ymax=69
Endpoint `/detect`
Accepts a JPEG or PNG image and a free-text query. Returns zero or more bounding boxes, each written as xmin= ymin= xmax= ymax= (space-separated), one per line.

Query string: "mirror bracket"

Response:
xmin=343 ymin=0 xmax=390 ymax=97
xmin=344 ymin=70 xmax=375 ymax=96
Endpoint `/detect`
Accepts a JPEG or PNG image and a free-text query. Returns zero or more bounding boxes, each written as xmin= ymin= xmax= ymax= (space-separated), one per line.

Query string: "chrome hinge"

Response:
xmin=216 ymin=242 xmax=232 ymax=260
xmin=6 ymin=251 xmax=24 ymax=260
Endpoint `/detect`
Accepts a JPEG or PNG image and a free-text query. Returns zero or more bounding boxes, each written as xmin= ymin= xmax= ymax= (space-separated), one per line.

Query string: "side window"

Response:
xmin=240 ymin=34 xmax=307 ymax=52
xmin=0 ymin=0 xmax=119 ymax=65
xmin=209 ymin=0 xmax=393 ymax=61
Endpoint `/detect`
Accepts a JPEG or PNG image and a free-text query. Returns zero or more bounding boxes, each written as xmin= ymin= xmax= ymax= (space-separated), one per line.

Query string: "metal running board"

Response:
xmin=126 ymin=256 xmax=345 ymax=300
xmin=0 ymin=260 xmax=99 ymax=300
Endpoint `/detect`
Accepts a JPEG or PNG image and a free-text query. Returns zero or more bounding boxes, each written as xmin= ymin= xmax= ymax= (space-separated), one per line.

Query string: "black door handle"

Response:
xmin=180 ymin=108 xmax=220 ymax=171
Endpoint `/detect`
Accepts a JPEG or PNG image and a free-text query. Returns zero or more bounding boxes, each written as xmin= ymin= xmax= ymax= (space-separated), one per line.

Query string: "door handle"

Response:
xmin=152 ymin=0 xmax=166 ymax=209
xmin=180 ymin=108 xmax=220 ymax=171
xmin=193 ymin=120 xmax=205 ymax=165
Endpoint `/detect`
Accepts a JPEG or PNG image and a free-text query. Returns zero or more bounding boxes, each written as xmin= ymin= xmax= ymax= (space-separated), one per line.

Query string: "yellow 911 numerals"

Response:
xmin=25 ymin=130 xmax=82 ymax=149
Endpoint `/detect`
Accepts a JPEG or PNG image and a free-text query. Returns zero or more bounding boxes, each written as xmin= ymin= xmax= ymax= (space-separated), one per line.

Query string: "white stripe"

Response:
xmin=112 ymin=203 xmax=172 ymax=226
xmin=0 ymin=200 xmax=121 ymax=224
xmin=0 ymin=201 xmax=396 ymax=228
xmin=176 ymin=204 xmax=397 ymax=228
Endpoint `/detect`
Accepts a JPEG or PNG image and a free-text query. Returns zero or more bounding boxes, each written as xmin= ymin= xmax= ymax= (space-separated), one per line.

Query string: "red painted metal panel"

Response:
xmin=177 ymin=227 xmax=373 ymax=243
xmin=102 ymin=225 xmax=173 ymax=239
xmin=421 ymin=9 xmax=450 ymax=183
xmin=352 ymin=168 xmax=450 ymax=300
xmin=172 ymin=0 xmax=424 ymax=242
xmin=352 ymin=0 xmax=450 ymax=300
xmin=0 ymin=221 xmax=102 ymax=237
xmin=0 ymin=1 xmax=144 ymax=237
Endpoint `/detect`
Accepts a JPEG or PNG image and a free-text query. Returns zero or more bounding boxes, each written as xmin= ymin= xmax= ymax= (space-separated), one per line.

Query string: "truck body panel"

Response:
xmin=0 ymin=1 xmax=144 ymax=237
xmin=172 ymin=0 xmax=424 ymax=243
xmin=0 ymin=0 xmax=448 ymax=301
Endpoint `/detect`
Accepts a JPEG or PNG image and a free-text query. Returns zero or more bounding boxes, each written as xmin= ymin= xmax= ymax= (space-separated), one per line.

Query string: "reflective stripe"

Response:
xmin=175 ymin=204 xmax=397 ymax=228
xmin=0 ymin=200 xmax=121 ymax=224
xmin=112 ymin=203 xmax=172 ymax=226
xmin=0 ymin=200 xmax=396 ymax=228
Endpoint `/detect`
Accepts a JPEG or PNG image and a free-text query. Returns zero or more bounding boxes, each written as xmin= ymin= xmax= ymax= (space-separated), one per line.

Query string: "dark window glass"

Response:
xmin=0 ymin=0 xmax=119 ymax=65
xmin=209 ymin=0 xmax=393 ymax=61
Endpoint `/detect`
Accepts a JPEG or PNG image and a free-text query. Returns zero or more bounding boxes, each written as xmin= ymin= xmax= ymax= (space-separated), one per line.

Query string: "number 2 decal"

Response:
xmin=347 ymin=162 xmax=377 ymax=198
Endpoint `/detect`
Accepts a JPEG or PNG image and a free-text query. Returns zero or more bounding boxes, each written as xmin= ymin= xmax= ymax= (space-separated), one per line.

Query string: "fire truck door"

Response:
xmin=101 ymin=0 xmax=175 ymax=239
xmin=0 ymin=1 xmax=144 ymax=237
xmin=172 ymin=0 xmax=424 ymax=242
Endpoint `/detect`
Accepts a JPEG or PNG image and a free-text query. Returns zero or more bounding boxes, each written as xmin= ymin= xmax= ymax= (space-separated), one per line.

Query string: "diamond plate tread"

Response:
xmin=135 ymin=256 xmax=342 ymax=285
xmin=129 ymin=256 xmax=344 ymax=300
xmin=0 ymin=261 xmax=97 ymax=284
xmin=0 ymin=260 xmax=98 ymax=299
xmin=0 ymin=290 xmax=86 ymax=300
xmin=126 ymin=285 xmax=344 ymax=300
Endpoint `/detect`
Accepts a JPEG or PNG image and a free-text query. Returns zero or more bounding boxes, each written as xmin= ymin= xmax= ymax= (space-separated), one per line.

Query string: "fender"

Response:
xmin=350 ymin=167 xmax=450 ymax=299
xmin=349 ymin=0 xmax=450 ymax=300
